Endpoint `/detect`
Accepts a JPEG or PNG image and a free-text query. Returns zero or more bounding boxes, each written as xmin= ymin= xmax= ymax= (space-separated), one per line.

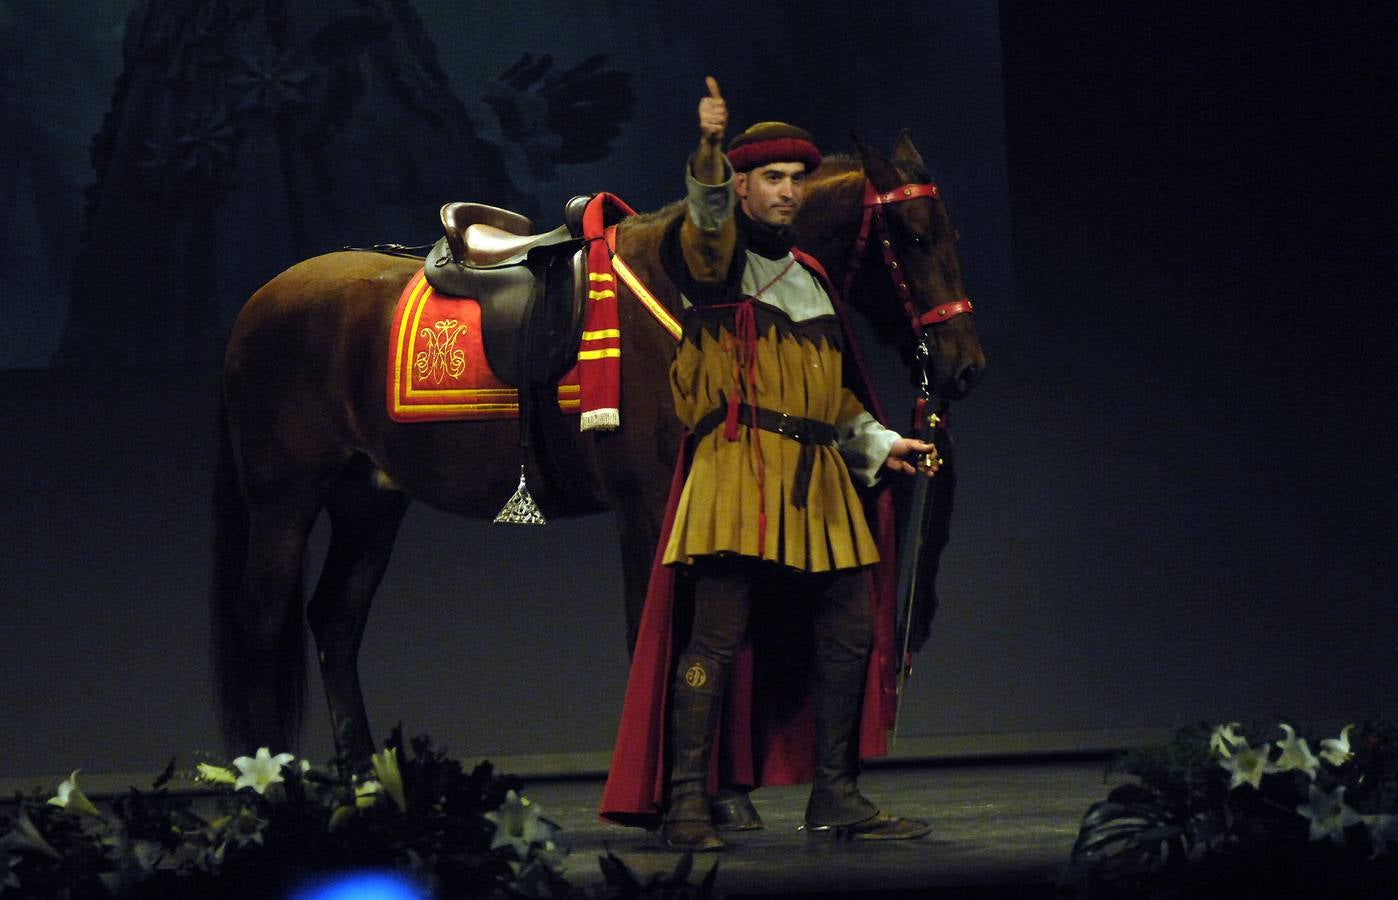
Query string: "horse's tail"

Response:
xmin=211 ymin=397 xmax=307 ymax=754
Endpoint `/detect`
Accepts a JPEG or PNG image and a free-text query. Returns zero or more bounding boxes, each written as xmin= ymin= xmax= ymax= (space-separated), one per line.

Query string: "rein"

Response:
xmin=843 ymin=179 xmax=974 ymax=338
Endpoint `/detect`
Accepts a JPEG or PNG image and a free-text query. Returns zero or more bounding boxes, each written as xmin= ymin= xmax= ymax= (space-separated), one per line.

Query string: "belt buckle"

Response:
xmin=777 ymin=412 xmax=806 ymax=442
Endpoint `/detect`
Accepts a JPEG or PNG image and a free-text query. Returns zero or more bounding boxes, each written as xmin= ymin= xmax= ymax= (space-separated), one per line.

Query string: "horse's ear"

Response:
xmin=891 ymin=129 xmax=925 ymax=168
xmin=854 ymin=135 xmax=902 ymax=192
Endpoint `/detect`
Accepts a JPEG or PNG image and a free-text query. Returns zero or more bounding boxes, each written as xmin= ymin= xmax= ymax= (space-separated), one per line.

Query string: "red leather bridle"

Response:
xmin=843 ymin=179 xmax=974 ymax=338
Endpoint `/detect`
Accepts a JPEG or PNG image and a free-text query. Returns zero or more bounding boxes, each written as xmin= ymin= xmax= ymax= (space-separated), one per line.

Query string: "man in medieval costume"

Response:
xmin=601 ymin=79 xmax=937 ymax=851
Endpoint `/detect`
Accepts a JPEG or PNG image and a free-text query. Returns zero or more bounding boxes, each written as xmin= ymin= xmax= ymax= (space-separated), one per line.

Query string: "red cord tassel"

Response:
xmin=726 ymin=301 xmax=758 ymax=441
xmin=723 ymin=391 xmax=740 ymax=441
xmin=716 ymin=299 xmax=768 ymax=555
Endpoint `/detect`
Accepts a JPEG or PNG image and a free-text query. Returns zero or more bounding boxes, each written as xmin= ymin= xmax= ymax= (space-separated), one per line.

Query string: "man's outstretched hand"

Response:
xmin=884 ymin=437 xmax=941 ymax=478
xmin=693 ymin=76 xmax=728 ymax=184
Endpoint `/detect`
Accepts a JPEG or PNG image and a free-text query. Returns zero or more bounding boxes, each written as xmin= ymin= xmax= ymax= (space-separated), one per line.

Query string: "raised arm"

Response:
xmin=693 ymin=76 xmax=728 ymax=185
xmin=680 ymin=76 xmax=737 ymax=283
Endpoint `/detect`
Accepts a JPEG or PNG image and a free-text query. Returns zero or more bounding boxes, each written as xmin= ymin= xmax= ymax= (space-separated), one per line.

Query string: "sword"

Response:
xmin=889 ymin=339 xmax=951 ymax=746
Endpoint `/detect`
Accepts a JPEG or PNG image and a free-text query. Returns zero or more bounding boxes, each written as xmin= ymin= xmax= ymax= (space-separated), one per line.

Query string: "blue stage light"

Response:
xmin=289 ymin=869 xmax=427 ymax=900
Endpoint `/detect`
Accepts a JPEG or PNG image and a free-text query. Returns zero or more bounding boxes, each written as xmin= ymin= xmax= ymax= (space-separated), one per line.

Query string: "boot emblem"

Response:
xmin=683 ymin=662 xmax=708 ymax=688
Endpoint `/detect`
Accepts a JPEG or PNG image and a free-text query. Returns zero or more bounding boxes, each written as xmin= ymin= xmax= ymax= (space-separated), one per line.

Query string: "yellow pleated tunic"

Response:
xmin=662 ymin=257 xmax=884 ymax=572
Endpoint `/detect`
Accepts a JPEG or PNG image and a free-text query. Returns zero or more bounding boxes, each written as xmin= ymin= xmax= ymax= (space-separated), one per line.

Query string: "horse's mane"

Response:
xmin=808 ymin=152 xmax=934 ymax=194
xmin=806 ymin=155 xmax=866 ymax=199
xmin=798 ymin=151 xmax=936 ymax=253
xmin=796 ymin=156 xmax=867 ymax=260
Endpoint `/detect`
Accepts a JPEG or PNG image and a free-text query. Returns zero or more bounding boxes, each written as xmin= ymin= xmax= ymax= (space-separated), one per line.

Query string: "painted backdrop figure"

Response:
xmin=603 ymin=79 xmax=938 ymax=851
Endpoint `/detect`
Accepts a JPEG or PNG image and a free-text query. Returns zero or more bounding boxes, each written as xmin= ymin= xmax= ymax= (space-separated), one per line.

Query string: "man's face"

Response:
xmin=735 ymin=162 xmax=807 ymax=227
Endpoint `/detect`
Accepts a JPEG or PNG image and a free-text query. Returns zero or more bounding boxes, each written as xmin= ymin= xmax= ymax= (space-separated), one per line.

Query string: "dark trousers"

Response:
xmin=679 ymin=555 xmax=871 ymax=685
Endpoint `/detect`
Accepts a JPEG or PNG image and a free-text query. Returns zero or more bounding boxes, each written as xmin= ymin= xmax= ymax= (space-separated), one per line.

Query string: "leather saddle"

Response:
xmin=424 ymin=196 xmax=593 ymax=388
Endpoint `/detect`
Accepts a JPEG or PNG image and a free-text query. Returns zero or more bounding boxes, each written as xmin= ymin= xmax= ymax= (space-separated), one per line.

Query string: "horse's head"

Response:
xmin=798 ymin=133 xmax=986 ymax=400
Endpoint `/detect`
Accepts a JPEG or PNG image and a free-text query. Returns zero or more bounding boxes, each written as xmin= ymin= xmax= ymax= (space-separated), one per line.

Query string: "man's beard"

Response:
xmin=737 ymin=208 xmax=797 ymax=259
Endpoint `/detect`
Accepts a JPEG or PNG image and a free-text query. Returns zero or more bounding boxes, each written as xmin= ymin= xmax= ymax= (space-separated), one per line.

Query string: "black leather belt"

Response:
xmin=692 ymin=403 xmax=838 ymax=509
xmin=694 ymin=403 xmax=837 ymax=445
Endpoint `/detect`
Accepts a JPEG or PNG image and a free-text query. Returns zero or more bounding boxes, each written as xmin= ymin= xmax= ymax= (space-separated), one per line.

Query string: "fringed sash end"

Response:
xmin=580 ymin=408 xmax=621 ymax=432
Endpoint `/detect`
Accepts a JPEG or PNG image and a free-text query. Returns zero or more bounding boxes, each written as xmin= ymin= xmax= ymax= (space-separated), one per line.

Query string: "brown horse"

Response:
xmin=213 ymin=133 xmax=986 ymax=759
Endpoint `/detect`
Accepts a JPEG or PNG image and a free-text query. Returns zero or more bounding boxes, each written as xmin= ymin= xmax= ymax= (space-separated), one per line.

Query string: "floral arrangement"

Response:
xmin=0 ymin=730 xmax=713 ymax=899
xmin=1062 ymin=718 xmax=1398 ymax=897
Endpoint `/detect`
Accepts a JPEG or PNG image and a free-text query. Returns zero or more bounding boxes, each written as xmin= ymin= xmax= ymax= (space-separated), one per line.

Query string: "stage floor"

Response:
xmin=0 ymin=757 xmax=1121 ymax=898
xmin=527 ymin=758 xmax=1121 ymax=898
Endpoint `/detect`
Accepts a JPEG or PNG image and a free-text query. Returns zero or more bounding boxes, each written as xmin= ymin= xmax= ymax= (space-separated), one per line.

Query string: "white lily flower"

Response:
xmin=1319 ymin=723 xmax=1356 ymax=766
xmin=227 ymin=807 xmax=269 ymax=847
xmin=370 ymin=747 xmax=407 ymax=811
xmin=1218 ymin=739 xmax=1273 ymax=790
xmin=5 ymin=812 xmax=62 ymax=859
xmin=128 ymin=839 xmax=164 ymax=873
xmin=1209 ymin=723 xmax=1244 ymax=758
xmin=47 ymin=770 xmax=103 ymax=818
xmin=484 ymin=790 xmax=558 ymax=858
xmin=1273 ymin=724 xmax=1320 ymax=779
xmin=534 ymin=838 xmax=568 ymax=874
xmin=231 ymin=747 xmax=295 ymax=794
xmin=1296 ymin=784 xmax=1362 ymax=844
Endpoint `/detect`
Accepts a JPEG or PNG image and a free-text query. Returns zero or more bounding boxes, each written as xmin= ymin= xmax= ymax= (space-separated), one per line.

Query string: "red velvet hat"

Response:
xmin=726 ymin=121 xmax=822 ymax=173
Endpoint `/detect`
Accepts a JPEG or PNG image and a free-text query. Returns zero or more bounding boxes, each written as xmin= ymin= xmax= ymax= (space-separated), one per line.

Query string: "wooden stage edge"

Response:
xmin=0 ymin=726 xmax=1169 ymax=797
xmin=4 ymin=741 xmax=1159 ymax=898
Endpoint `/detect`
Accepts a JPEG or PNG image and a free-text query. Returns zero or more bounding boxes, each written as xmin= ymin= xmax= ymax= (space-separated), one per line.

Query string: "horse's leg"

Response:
xmin=234 ymin=490 xmax=325 ymax=754
xmin=604 ymin=423 xmax=677 ymax=654
xmin=306 ymin=459 xmax=410 ymax=762
xmin=615 ymin=501 xmax=663 ymax=655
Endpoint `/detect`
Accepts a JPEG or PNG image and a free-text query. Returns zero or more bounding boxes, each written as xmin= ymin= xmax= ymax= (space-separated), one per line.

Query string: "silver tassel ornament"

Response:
xmin=493 ymin=466 xmax=546 ymax=525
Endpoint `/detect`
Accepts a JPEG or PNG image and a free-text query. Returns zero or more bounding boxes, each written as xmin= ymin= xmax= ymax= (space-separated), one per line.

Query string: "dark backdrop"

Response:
xmin=1 ymin=1 xmax=1392 ymax=778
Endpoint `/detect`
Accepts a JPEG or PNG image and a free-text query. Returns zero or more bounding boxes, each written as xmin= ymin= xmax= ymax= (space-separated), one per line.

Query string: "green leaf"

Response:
xmin=153 ymin=756 xmax=177 ymax=790
xmin=670 ymin=848 xmax=694 ymax=884
xmin=1072 ymin=799 xmax=1185 ymax=876
xmin=597 ymin=848 xmax=642 ymax=893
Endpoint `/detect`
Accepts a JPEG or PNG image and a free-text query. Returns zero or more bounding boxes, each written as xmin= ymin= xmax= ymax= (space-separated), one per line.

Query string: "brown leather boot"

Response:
xmin=804 ymin=658 xmax=931 ymax=841
xmin=660 ymin=652 xmax=726 ymax=851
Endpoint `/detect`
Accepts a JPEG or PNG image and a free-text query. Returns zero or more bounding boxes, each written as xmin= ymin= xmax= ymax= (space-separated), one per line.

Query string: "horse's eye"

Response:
xmin=908 ymin=233 xmax=929 ymax=250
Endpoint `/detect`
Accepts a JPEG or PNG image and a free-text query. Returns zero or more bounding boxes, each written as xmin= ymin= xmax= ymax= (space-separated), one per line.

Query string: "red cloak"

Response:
xmin=598 ymin=251 xmax=900 ymax=828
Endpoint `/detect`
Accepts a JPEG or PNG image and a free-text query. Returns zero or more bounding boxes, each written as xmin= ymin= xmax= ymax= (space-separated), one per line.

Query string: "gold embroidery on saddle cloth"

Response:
xmin=415 ymin=319 xmax=469 ymax=384
xmin=387 ymin=270 xmax=581 ymax=422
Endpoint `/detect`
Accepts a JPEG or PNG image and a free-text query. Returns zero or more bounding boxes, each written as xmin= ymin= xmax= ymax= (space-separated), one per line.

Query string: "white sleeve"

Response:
xmin=837 ymin=410 xmax=901 ymax=487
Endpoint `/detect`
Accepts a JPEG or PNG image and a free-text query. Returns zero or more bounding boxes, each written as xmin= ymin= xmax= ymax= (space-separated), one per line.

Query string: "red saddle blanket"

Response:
xmin=387 ymin=270 xmax=580 ymax=422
